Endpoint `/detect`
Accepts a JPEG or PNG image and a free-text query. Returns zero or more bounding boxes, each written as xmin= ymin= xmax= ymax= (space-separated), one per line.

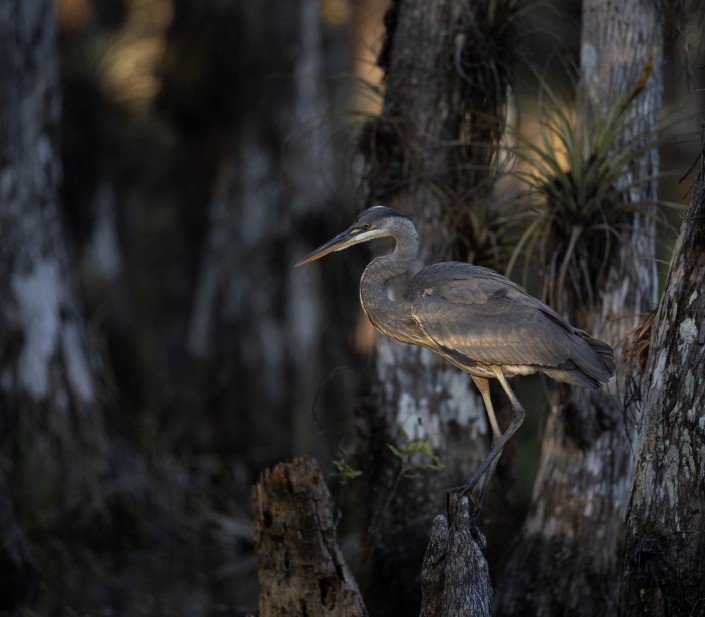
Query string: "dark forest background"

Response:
xmin=1 ymin=0 xmax=704 ymax=614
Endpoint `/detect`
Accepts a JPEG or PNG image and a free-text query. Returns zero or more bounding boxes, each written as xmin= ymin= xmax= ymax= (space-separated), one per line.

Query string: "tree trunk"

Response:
xmin=619 ymin=141 xmax=705 ymax=616
xmin=179 ymin=0 xmax=344 ymax=471
xmin=0 ymin=0 xmax=140 ymax=537
xmin=252 ymin=457 xmax=368 ymax=617
xmin=497 ymin=1 xmax=663 ymax=615
xmin=357 ymin=1 xmax=514 ymax=613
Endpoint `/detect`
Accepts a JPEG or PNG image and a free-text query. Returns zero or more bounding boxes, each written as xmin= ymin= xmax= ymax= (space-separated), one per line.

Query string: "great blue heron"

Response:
xmin=296 ymin=205 xmax=614 ymax=518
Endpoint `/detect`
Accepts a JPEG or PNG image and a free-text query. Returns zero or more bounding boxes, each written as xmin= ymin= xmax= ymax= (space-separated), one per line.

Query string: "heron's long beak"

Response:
xmin=295 ymin=227 xmax=361 ymax=267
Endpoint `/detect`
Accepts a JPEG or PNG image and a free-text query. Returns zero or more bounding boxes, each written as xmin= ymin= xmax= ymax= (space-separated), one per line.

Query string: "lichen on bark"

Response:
xmin=619 ymin=143 xmax=705 ymax=617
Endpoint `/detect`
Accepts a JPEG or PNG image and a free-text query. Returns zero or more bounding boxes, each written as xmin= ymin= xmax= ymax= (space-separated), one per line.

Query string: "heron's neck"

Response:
xmin=360 ymin=221 xmax=419 ymax=341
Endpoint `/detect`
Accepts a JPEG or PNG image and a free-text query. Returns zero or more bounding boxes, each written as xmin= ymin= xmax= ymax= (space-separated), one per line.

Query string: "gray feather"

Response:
xmin=407 ymin=263 xmax=614 ymax=388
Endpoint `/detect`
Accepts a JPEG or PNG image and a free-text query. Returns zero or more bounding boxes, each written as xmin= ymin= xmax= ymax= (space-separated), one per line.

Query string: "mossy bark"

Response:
xmin=619 ymin=151 xmax=705 ymax=617
xmin=496 ymin=1 xmax=663 ymax=615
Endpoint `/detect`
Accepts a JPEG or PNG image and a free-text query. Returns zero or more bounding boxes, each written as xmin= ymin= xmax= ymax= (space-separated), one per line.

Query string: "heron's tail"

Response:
xmin=544 ymin=333 xmax=615 ymax=390
xmin=552 ymin=333 xmax=615 ymax=390
xmin=579 ymin=333 xmax=616 ymax=374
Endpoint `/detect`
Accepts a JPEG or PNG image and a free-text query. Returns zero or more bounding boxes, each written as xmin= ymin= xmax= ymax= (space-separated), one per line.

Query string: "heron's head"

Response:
xmin=295 ymin=206 xmax=415 ymax=267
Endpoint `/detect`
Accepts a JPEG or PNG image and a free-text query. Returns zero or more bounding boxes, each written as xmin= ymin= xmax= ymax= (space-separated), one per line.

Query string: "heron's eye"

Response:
xmin=363 ymin=223 xmax=371 ymax=229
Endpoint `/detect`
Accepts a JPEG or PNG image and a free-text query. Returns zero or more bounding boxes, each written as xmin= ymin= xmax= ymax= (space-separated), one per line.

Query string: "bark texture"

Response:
xmin=619 ymin=151 xmax=705 ymax=616
xmin=420 ymin=497 xmax=493 ymax=617
xmin=0 ymin=0 xmax=140 ymax=536
xmin=357 ymin=2 xmax=514 ymax=613
xmin=497 ymin=1 xmax=663 ymax=615
xmin=252 ymin=457 xmax=368 ymax=617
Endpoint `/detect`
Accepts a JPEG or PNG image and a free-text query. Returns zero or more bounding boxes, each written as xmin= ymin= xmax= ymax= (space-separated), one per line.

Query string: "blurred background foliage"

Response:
xmin=20 ymin=0 xmax=705 ymax=613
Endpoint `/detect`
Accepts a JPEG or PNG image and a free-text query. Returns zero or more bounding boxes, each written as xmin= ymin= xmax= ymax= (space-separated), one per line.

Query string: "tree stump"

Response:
xmin=420 ymin=495 xmax=493 ymax=617
xmin=252 ymin=457 xmax=367 ymax=617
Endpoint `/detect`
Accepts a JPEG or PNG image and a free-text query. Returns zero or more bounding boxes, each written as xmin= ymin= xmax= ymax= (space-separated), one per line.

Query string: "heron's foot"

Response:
xmin=447 ymin=480 xmax=480 ymax=502
xmin=447 ymin=485 xmax=481 ymax=526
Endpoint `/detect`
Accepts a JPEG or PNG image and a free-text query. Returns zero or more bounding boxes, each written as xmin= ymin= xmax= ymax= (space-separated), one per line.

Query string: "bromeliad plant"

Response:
xmin=505 ymin=58 xmax=683 ymax=321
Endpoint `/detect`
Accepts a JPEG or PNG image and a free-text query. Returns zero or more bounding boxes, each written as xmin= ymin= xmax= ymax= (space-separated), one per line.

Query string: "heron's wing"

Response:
xmin=424 ymin=265 xmax=616 ymax=373
xmin=408 ymin=262 xmax=581 ymax=328
xmin=411 ymin=292 xmax=572 ymax=368
xmin=409 ymin=269 xmax=612 ymax=386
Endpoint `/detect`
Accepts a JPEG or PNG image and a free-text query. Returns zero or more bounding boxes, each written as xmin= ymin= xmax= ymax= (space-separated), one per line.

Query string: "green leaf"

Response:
xmin=387 ymin=443 xmax=404 ymax=459
xmin=416 ymin=462 xmax=445 ymax=471
xmin=418 ymin=442 xmax=433 ymax=457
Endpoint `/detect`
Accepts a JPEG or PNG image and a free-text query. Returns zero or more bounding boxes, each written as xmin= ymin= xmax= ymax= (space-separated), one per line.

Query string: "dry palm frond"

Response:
xmin=621 ymin=309 xmax=656 ymax=382
xmin=619 ymin=308 xmax=657 ymax=422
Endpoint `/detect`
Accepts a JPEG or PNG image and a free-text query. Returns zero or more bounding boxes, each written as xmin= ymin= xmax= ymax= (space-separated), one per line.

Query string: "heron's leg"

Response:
xmin=470 ymin=376 xmax=502 ymax=515
xmin=473 ymin=376 xmax=502 ymax=442
xmin=448 ymin=366 xmax=526 ymax=501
